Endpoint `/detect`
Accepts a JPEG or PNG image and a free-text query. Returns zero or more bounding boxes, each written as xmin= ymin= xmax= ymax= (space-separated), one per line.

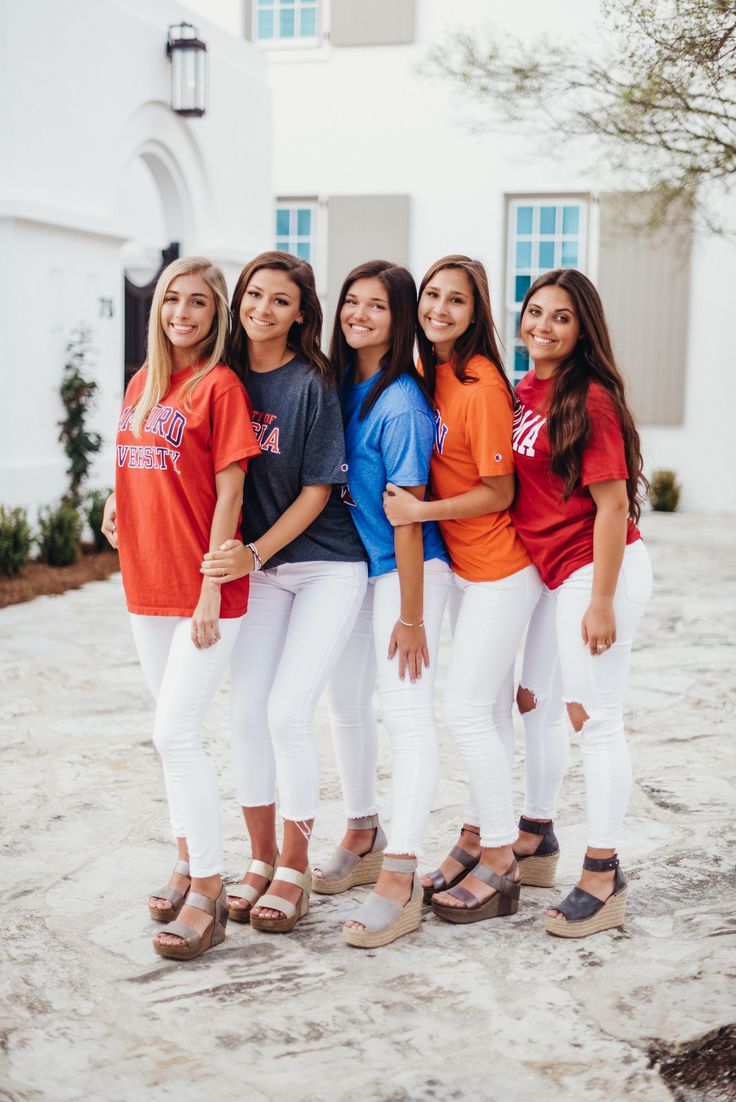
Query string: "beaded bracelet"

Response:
xmin=247 ymin=542 xmax=263 ymax=571
xmin=398 ymin=617 xmax=424 ymax=628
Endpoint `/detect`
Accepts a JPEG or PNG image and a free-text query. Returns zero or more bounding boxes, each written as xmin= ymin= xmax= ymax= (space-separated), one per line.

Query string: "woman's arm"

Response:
xmin=389 ymin=485 xmax=430 ymax=683
xmin=101 ymin=492 xmax=117 ymax=548
xmin=192 ymin=462 xmax=246 ymax=649
xmin=582 ymin=479 xmax=629 ymax=656
xmin=383 ymin=475 xmax=514 ymax=526
xmin=200 ymin=484 xmax=331 ymax=582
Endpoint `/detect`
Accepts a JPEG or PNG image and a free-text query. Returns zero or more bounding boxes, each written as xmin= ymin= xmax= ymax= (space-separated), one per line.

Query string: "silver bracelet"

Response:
xmin=247 ymin=542 xmax=263 ymax=571
xmin=399 ymin=617 xmax=424 ymax=628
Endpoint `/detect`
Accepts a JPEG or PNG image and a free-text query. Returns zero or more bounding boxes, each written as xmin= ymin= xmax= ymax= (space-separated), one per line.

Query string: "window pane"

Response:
xmin=540 ymin=206 xmax=556 ymax=234
xmin=276 ymin=240 xmax=290 ymax=252
xmin=514 ymin=345 xmax=529 ymax=377
xmin=514 ymin=311 xmax=521 ymax=334
xmin=300 ymin=7 xmax=317 ymax=35
xmin=258 ymin=9 xmax=274 ymax=37
xmin=561 ymin=240 xmax=578 ymax=266
xmin=562 ymin=206 xmax=580 ymax=234
xmin=279 ymin=7 xmax=295 ymax=36
xmin=516 ymin=206 xmax=533 ymax=235
xmin=296 ymin=208 xmax=311 ymax=236
xmin=281 ymin=0 xmax=295 ymax=4
xmin=515 ymin=274 xmax=531 ymax=302
xmin=515 ymin=241 xmax=532 ymax=268
xmin=258 ymin=0 xmax=274 ymax=6
xmin=538 ymin=241 xmax=555 ymax=269
xmin=276 ymin=209 xmax=290 ymax=236
xmin=296 ymin=241 xmax=311 ymax=260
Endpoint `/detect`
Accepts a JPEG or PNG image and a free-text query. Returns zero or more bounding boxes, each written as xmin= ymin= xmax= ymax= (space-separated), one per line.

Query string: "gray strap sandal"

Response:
xmin=152 ymin=884 xmax=228 ymax=960
xmin=249 ymin=866 xmax=311 ymax=934
xmin=342 ymin=856 xmax=423 ymax=949
xmin=313 ymin=814 xmax=387 ymax=895
xmin=148 ymin=859 xmax=191 ymax=922
xmin=227 ymin=855 xmax=278 ymax=923
xmin=431 ymin=858 xmax=521 ymax=925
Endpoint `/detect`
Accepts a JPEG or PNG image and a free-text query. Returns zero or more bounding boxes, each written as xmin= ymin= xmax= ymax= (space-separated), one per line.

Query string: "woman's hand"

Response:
xmin=581 ymin=597 xmax=617 ymax=656
xmin=191 ymin=580 xmax=222 ymax=649
xmin=101 ymin=492 xmax=117 ymax=549
xmin=201 ymin=539 xmax=255 ymax=584
xmin=388 ymin=620 xmax=429 ymax=683
xmin=383 ymin=483 xmax=423 ymax=527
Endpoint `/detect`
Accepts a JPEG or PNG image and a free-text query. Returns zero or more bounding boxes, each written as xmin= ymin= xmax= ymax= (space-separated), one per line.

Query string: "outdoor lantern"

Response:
xmin=166 ymin=22 xmax=207 ymax=118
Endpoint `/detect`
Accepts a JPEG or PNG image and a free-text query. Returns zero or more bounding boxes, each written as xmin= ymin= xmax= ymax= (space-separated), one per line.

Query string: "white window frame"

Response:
xmin=253 ymin=0 xmax=326 ymax=48
xmin=274 ymin=197 xmax=326 ymax=294
xmin=505 ymin=195 xmax=589 ymax=384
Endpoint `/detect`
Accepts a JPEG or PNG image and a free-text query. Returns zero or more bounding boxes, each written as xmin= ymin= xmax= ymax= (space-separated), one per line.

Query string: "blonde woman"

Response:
xmin=102 ymin=257 xmax=260 ymax=960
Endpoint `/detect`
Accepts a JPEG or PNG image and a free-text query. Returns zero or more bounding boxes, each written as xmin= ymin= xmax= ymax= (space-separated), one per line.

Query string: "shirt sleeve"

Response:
xmin=211 ymin=379 xmax=262 ymax=474
xmin=465 ymin=381 xmax=516 ymax=477
xmin=580 ymin=385 xmax=629 ymax=487
xmin=380 ymin=409 xmax=434 ymax=487
xmin=301 ymin=377 xmax=349 ymax=485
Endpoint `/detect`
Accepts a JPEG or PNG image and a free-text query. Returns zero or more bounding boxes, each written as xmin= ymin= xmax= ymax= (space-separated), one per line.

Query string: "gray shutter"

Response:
xmin=242 ymin=0 xmax=253 ymax=40
xmin=326 ymin=195 xmax=411 ymax=327
xmin=330 ymin=0 xmax=415 ymax=46
xmin=597 ymin=193 xmax=692 ymax=426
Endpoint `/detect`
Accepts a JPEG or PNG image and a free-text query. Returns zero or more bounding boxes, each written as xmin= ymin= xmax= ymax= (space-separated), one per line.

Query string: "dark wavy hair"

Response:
xmin=417 ymin=255 xmax=514 ymax=406
xmin=329 ymin=259 xmax=427 ymax=418
xmin=519 ymin=269 xmax=648 ymax=522
xmin=228 ymin=251 xmax=334 ymax=383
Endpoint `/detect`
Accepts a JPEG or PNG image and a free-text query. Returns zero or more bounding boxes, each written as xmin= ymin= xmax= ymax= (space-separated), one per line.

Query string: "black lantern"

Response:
xmin=166 ymin=22 xmax=207 ymax=118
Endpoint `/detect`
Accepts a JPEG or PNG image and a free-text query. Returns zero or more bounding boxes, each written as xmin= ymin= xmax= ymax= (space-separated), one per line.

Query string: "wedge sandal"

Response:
xmin=148 ymin=858 xmax=191 ymax=923
xmin=343 ymin=857 xmax=423 ymax=949
xmin=249 ymin=865 xmax=310 ymax=933
xmin=513 ymin=817 xmax=560 ymax=888
xmin=227 ymin=854 xmax=279 ymax=923
xmin=545 ymin=854 xmax=627 ymax=938
xmin=153 ymin=884 xmax=228 ymax=961
xmin=422 ymin=826 xmax=481 ymax=904
xmin=431 ymin=858 xmax=520 ymax=924
xmin=312 ymin=815 xmax=387 ymax=895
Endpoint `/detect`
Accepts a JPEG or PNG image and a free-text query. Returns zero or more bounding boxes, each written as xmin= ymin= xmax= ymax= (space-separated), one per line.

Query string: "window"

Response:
xmin=255 ymin=0 xmax=319 ymax=43
xmin=506 ymin=198 xmax=588 ymax=383
xmin=275 ymin=203 xmax=316 ymax=262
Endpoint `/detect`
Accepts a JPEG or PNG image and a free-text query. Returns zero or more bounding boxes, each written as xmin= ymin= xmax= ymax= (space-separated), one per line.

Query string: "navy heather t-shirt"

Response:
xmin=242 ymin=357 xmax=366 ymax=567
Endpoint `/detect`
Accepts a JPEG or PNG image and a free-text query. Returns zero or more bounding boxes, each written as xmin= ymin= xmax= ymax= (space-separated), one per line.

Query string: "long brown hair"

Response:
xmin=417 ymin=255 xmax=514 ymax=406
xmin=329 ymin=260 xmax=427 ymax=418
xmin=228 ymin=251 xmax=334 ymax=383
xmin=519 ymin=269 xmax=648 ymax=522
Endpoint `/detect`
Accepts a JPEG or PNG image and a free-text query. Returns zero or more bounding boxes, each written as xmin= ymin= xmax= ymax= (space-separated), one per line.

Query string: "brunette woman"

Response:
xmin=510 ymin=269 xmax=651 ymax=937
xmin=102 ymin=257 xmax=260 ymax=960
xmin=200 ymin=252 xmax=367 ymax=934
xmin=384 ymin=255 xmax=541 ymax=925
xmin=314 ymin=260 xmax=451 ymax=948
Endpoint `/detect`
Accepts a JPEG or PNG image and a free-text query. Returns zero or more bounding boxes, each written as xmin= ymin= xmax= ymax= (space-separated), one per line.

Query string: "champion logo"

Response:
xmin=341 ymin=463 xmax=349 ymax=472
xmin=495 ymin=453 xmax=503 ymax=462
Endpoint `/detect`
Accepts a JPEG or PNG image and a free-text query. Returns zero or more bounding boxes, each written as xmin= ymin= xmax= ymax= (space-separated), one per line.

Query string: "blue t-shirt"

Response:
xmin=342 ymin=370 xmax=448 ymax=578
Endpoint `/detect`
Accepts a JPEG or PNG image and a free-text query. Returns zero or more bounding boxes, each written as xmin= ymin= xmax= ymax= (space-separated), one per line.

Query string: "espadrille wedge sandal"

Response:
xmin=422 ymin=826 xmax=481 ymax=903
xmin=431 ymin=857 xmax=520 ymax=925
xmin=153 ymin=884 xmax=228 ymax=961
xmin=513 ymin=817 xmax=560 ymax=888
xmin=343 ymin=857 xmax=423 ymax=949
xmin=544 ymin=854 xmax=627 ymax=938
xmin=312 ymin=815 xmax=387 ymax=895
xmin=227 ymin=853 xmax=279 ymax=923
xmin=249 ymin=865 xmax=310 ymax=933
xmin=148 ymin=859 xmax=191 ymax=922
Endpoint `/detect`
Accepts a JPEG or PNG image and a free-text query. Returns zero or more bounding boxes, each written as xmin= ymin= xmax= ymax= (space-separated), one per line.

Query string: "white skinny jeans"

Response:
xmin=326 ymin=559 xmax=452 ymax=857
xmin=129 ymin=613 xmax=244 ymax=878
xmin=520 ymin=539 xmax=653 ymax=848
xmin=230 ymin=560 xmax=367 ymax=822
xmin=445 ymin=564 xmax=543 ymax=848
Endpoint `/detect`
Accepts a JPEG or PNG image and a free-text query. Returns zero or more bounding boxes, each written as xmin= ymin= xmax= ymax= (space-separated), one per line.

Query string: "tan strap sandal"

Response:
xmin=153 ymin=885 xmax=228 ymax=961
xmin=249 ymin=865 xmax=310 ymax=934
xmin=431 ymin=858 xmax=521 ymax=925
xmin=227 ymin=855 xmax=279 ymax=923
xmin=148 ymin=859 xmax=191 ymax=922
xmin=312 ymin=815 xmax=387 ymax=895
xmin=343 ymin=857 xmax=423 ymax=949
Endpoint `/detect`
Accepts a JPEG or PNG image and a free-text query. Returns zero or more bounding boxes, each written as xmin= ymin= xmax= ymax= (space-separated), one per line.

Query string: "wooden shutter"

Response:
xmin=326 ymin=195 xmax=411 ymax=325
xmin=330 ymin=0 xmax=415 ymax=46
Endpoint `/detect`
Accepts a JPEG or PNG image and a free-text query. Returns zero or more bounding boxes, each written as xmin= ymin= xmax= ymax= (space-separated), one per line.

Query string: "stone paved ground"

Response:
xmin=1 ymin=513 xmax=734 ymax=1102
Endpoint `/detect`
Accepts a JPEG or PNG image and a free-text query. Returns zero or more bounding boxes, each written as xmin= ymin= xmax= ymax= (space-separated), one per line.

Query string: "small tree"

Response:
xmin=58 ymin=325 xmax=103 ymax=507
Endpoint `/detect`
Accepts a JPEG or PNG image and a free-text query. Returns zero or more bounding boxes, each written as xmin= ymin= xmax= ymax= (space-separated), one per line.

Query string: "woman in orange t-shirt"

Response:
xmin=102 ymin=257 xmax=260 ymax=962
xmin=383 ymin=255 xmax=541 ymax=925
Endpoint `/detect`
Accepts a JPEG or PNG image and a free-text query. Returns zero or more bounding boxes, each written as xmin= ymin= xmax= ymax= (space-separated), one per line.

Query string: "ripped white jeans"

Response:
xmin=519 ymin=539 xmax=653 ymax=848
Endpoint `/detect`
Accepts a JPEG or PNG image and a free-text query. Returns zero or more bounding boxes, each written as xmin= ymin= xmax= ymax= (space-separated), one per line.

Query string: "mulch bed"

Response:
xmin=0 ymin=549 xmax=120 ymax=610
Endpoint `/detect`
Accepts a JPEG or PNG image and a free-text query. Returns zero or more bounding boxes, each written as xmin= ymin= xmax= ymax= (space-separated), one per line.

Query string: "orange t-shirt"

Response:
xmin=115 ymin=364 xmax=261 ymax=617
xmin=430 ymin=356 xmax=531 ymax=582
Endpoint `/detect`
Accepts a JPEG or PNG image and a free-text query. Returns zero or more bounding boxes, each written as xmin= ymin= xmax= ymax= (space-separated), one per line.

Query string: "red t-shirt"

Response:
xmin=115 ymin=364 xmax=261 ymax=617
xmin=510 ymin=371 xmax=641 ymax=589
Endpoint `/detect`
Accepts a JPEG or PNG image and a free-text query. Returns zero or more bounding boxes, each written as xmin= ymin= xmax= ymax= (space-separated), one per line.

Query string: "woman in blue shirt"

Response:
xmin=314 ymin=260 xmax=451 ymax=948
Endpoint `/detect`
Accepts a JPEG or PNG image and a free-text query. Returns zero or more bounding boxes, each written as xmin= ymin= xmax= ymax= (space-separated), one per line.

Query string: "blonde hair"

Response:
xmin=131 ymin=256 xmax=230 ymax=436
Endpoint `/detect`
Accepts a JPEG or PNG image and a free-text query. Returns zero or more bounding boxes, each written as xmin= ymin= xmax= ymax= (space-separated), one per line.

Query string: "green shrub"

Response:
xmin=0 ymin=506 xmax=32 ymax=577
xmin=86 ymin=488 xmax=112 ymax=552
xmin=650 ymin=469 xmax=681 ymax=512
xmin=58 ymin=325 xmax=103 ymax=506
xmin=37 ymin=500 xmax=82 ymax=566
